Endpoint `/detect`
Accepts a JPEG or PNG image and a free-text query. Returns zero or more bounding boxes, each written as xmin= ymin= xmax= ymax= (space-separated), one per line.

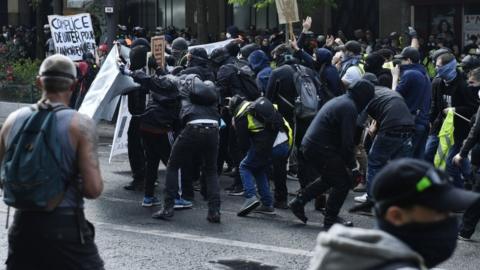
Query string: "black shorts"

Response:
xmin=6 ymin=209 xmax=104 ymax=270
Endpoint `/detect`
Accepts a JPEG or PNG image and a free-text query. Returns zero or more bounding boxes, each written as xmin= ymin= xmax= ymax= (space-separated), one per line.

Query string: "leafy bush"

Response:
xmin=10 ymin=59 xmax=41 ymax=84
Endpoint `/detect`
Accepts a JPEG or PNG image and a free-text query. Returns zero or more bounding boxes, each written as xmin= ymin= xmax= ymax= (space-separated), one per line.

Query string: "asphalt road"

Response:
xmin=1 ymin=143 xmax=479 ymax=270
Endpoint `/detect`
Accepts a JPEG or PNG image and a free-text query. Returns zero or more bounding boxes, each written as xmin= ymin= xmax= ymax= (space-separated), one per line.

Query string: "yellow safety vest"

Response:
xmin=235 ymin=101 xmax=293 ymax=147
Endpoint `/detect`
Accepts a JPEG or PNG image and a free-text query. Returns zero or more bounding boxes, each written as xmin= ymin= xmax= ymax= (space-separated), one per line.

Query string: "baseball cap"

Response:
xmin=394 ymin=47 xmax=420 ymax=63
xmin=372 ymin=158 xmax=479 ymax=215
xmin=38 ymin=54 xmax=77 ymax=80
xmin=344 ymin=41 xmax=362 ymax=55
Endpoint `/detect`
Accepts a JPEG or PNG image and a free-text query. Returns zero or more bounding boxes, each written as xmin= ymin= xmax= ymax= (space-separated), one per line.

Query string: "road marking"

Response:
xmin=99 ymin=196 xmax=326 ymax=227
xmin=94 ymin=221 xmax=313 ymax=257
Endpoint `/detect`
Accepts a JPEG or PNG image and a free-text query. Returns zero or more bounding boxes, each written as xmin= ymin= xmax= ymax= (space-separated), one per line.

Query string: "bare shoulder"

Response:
xmin=69 ymin=112 xmax=98 ymax=147
xmin=0 ymin=108 xmax=30 ymax=142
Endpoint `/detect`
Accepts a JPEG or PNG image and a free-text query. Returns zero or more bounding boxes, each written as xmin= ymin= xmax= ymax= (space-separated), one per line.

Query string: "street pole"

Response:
xmin=104 ymin=0 xmax=116 ymax=49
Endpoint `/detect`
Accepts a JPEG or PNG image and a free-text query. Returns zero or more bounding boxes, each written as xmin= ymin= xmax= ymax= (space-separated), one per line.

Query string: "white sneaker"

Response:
xmin=354 ymin=193 xmax=367 ymax=203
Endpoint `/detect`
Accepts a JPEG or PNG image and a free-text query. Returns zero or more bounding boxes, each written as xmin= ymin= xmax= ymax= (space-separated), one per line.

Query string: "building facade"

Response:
xmin=2 ymin=0 xmax=479 ymax=47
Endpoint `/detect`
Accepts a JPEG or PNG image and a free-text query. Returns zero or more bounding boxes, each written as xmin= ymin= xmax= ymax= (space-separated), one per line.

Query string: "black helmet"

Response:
xmin=228 ymin=94 xmax=247 ymax=114
xmin=131 ymin=37 xmax=150 ymax=50
xmin=240 ymin=43 xmax=260 ymax=59
xmin=129 ymin=45 xmax=149 ymax=70
xmin=210 ymin=47 xmax=230 ymax=65
xmin=344 ymin=41 xmax=362 ymax=55
xmin=172 ymin=37 xmax=188 ymax=53
xmin=461 ymin=55 xmax=480 ymax=72
xmin=82 ymin=52 xmax=94 ymax=61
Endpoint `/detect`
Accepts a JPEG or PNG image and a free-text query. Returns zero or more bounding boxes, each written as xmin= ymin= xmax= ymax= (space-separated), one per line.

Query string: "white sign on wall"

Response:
xmin=464 ymin=14 xmax=480 ymax=45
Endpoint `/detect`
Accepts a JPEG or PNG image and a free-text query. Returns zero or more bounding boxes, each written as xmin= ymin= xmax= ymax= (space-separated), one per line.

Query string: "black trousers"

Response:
xmin=128 ymin=117 xmax=146 ymax=182
xmin=141 ymin=130 xmax=172 ymax=197
xmin=272 ymin=146 xmax=289 ymax=203
xmin=228 ymin=125 xmax=243 ymax=187
xmin=165 ymin=124 xmax=220 ymax=210
xmin=300 ymin=146 xmax=352 ymax=219
xmin=6 ymin=210 xmax=104 ymax=270
xmin=294 ymin=117 xmax=319 ymax=188
xmin=460 ymin=180 xmax=480 ymax=238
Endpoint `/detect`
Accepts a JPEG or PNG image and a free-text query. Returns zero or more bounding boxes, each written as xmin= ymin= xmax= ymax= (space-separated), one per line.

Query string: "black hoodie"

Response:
xmin=302 ymin=80 xmax=375 ymax=168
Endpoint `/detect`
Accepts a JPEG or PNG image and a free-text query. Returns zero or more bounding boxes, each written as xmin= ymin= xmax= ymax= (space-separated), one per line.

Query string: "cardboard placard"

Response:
xmin=151 ymin=36 xmax=166 ymax=69
xmin=47 ymin=13 xmax=96 ymax=61
xmin=275 ymin=0 xmax=300 ymax=24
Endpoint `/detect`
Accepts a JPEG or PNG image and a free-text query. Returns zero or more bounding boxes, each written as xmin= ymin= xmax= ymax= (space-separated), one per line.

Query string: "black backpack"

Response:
xmin=229 ymin=62 xmax=261 ymax=101
xmin=249 ymin=97 xmax=283 ymax=132
xmin=292 ymin=64 xmax=320 ymax=119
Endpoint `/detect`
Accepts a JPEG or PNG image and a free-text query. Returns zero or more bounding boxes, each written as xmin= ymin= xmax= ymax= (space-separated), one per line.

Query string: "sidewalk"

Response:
xmin=0 ymin=101 xmax=115 ymax=140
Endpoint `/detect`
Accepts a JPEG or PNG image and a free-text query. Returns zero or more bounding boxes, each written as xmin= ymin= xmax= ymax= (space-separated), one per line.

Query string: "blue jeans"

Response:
xmin=240 ymin=142 xmax=290 ymax=207
xmin=366 ymin=132 xmax=413 ymax=197
xmin=446 ymin=143 xmax=472 ymax=188
xmin=424 ymin=135 xmax=439 ymax=164
xmin=412 ymin=124 xmax=429 ymax=160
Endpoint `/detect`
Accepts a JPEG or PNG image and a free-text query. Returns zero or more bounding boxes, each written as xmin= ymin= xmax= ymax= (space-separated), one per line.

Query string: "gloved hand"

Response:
xmin=119 ymin=64 xmax=132 ymax=76
xmin=148 ymin=56 xmax=158 ymax=70
xmin=407 ymin=26 xmax=417 ymax=38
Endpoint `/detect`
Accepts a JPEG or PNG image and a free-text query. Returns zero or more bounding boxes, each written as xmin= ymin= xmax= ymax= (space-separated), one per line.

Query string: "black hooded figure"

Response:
xmin=176 ymin=47 xmax=215 ymax=81
xmin=288 ymin=80 xmax=375 ymax=229
xmin=364 ymin=52 xmax=393 ymax=88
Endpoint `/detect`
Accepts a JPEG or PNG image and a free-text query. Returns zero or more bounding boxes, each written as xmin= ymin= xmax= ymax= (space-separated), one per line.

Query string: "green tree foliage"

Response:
xmin=227 ymin=0 xmax=337 ymax=11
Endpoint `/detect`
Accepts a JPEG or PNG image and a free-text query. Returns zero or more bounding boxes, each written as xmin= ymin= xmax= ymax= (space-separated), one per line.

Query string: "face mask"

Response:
xmin=377 ymin=216 xmax=459 ymax=268
xmin=436 ymin=59 xmax=457 ymax=82
xmin=226 ymin=33 xmax=232 ymax=39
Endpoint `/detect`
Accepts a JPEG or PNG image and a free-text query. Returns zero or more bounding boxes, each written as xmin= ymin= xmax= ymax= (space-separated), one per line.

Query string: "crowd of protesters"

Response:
xmin=2 ymin=16 xmax=480 ymax=270
xmin=107 ymin=17 xmax=480 ymax=269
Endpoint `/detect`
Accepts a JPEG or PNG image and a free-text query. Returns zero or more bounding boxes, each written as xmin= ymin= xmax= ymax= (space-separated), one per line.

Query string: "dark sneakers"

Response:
xmin=253 ymin=205 xmax=276 ymax=215
xmin=237 ymin=197 xmax=260 ymax=217
xmin=324 ymin=216 xmax=354 ymax=230
xmin=349 ymin=200 xmax=375 ymax=216
xmin=207 ymin=210 xmax=221 ymax=223
xmin=124 ymin=180 xmax=144 ymax=191
xmin=273 ymin=201 xmax=289 ymax=209
xmin=152 ymin=205 xmax=174 ymax=220
xmin=314 ymin=194 xmax=327 ymax=211
xmin=289 ymin=197 xmax=308 ymax=224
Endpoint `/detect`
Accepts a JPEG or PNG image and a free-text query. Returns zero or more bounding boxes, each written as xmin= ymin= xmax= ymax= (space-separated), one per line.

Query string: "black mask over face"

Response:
xmin=129 ymin=45 xmax=148 ymax=70
xmin=377 ymin=216 xmax=459 ymax=268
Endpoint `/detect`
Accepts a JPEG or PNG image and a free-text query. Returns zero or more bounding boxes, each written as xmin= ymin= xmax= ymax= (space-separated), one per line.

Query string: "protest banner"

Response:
xmin=275 ymin=0 xmax=299 ymax=41
xmin=189 ymin=39 xmax=233 ymax=55
xmin=80 ymin=39 xmax=231 ymax=122
xmin=48 ymin=13 xmax=96 ymax=61
xmin=275 ymin=0 xmax=299 ymax=24
xmin=79 ymin=44 xmax=138 ymax=121
xmin=151 ymin=36 xmax=166 ymax=69
xmin=109 ymin=95 xmax=131 ymax=163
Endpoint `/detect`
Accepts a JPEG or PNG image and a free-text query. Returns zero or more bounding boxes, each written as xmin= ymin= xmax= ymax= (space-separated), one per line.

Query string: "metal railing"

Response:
xmin=0 ymin=84 xmax=41 ymax=103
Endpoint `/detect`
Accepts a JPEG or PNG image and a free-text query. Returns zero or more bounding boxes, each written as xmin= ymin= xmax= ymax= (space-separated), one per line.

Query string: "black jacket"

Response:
xmin=233 ymin=101 xmax=280 ymax=160
xmin=131 ymin=72 xmax=180 ymax=131
xmin=430 ymin=71 xmax=478 ymax=143
xmin=460 ymin=106 xmax=480 ymax=158
xmin=177 ymin=75 xmax=220 ymax=124
xmin=177 ymin=58 xmax=215 ymax=82
xmin=365 ymin=86 xmax=414 ymax=132
xmin=302 ymin=80 xmax=375 ymax=168
xmin=265 ymin=63 xmax=322 ymax=121
xmin=216 ymin=57 xmax=249 ymax=100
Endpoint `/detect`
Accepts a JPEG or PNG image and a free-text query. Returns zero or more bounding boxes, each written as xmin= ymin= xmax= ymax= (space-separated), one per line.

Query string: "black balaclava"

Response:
xmin=129 ymin=45 xmax=148 ymax=70
xmin=347 ymin=79 xmax=375 ymax=112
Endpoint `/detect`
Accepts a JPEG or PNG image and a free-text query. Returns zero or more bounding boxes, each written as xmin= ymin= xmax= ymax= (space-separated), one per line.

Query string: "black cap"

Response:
xmin=372 ymin=158 xmax=480 ymax=213
xmin=394 ymin=47 xmax=420 ymax=63
xmin=344 ymin=41 xmax=362 ymax=55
